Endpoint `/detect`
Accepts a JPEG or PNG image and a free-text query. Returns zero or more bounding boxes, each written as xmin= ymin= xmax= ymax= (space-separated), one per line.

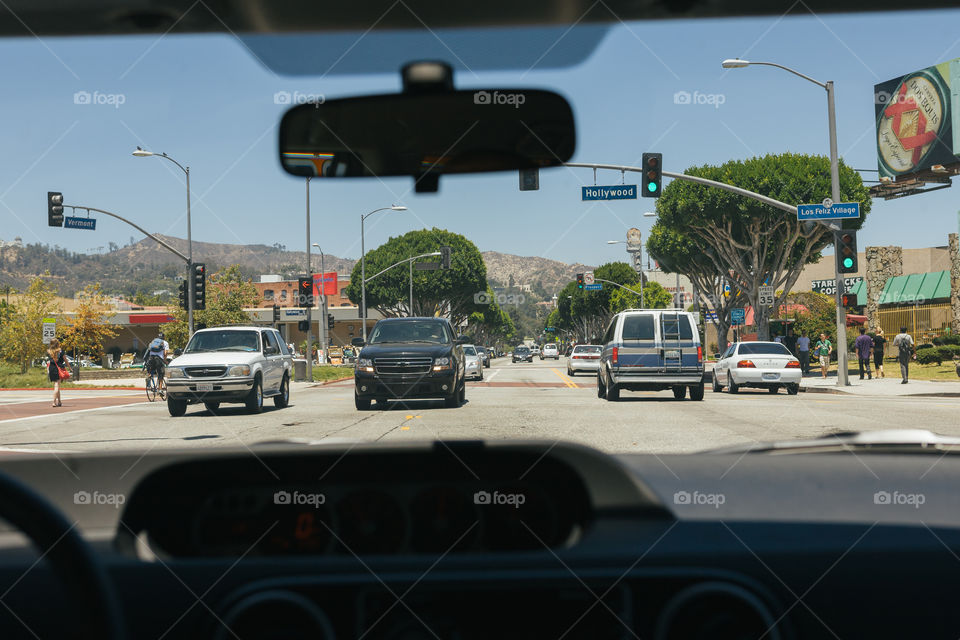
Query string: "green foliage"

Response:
xmin=608 ymin=281 xmax=672 ymax=313
xmin=916 ymin=346 xmax=941 ymax=365
xmin=60 ymin=283 xmax=119 ymax=359
xmin=0 ymin=276 xmax=61 ymax=373
xmin=344 ymin=228 xmax=486 ymax=326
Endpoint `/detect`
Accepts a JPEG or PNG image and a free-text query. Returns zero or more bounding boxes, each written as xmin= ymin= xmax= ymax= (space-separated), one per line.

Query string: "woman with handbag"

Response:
xmin=47 ymin=338 xmax=67 ymax=407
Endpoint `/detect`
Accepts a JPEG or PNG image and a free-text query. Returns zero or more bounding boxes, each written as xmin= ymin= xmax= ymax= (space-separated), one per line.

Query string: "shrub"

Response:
xmin=916 ymin=347 xmax=941 ymax=365
xmin=917 ymin=343 xmax=934 ymax=351
xmin=932 ymin=337 xmax=944 ymax=346
xmin=941 ymin=333 xmax=960 ymax=346
xmin=936 ymin=346 xmax=957 ymax=361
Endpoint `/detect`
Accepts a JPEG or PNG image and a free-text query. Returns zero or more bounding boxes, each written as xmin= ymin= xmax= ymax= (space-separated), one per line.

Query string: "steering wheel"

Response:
xmin=0 ymin=470 xmax=124 ymax=639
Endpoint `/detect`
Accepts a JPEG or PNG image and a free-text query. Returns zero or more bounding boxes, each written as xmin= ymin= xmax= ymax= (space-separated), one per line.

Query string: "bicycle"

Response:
xmin=145 ymin=360 xmax=167 ymax=402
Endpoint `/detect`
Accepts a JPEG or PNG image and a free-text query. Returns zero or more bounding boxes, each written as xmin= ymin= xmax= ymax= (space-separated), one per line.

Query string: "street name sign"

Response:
xmin=582 ymin=185 xmax=637 ymax=201
xmin=797 ymin=201 xmax=860 ymax=221
xmin=585 ymin=284 xmax=602 ymax=291
xmin=414 ymin=262 xmax=440 ymax=270
xmin=64 ymin=216 xmax=97 ymax=230
xmin=731 ymin=308 xmax=745 ymax=325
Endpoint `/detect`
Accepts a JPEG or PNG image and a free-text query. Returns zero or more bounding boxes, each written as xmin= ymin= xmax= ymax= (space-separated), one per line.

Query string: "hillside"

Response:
xmin=0 ymin=236 xmax=595 ymax=299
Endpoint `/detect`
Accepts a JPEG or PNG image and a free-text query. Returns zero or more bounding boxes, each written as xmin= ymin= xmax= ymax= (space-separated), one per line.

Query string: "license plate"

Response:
xmin=195 ymin=383 xmax=213 ymax=392
xmin=762 ymin=373 xmax=779 ymax=381
xmin=665 ymin=350 xmax=680 ymax=359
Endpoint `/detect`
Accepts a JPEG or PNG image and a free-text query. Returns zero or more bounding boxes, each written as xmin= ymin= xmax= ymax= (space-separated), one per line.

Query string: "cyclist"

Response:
xmin=144 ymin=331 xmax=170 ymax=384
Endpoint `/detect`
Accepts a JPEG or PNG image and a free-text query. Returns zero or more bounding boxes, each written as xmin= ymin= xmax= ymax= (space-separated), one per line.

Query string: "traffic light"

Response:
xmin=272 ymin=305 xmax=280 ymax=324
xmin=298 ymin=320 xmax=309 ymax=332
xmin=841 ymin=293 xmax=858 ymax=307
xmin=576 ymin=273 xmax=584 ymax=289
xmin=835 ymin=231 xmax=858 ymax=274
xmin=328 ymin=314 xmax=335 ymax=330
xmin=440 ymin=246 xmax=451 ymax=269
xmin=47 ymin=191 xmax=63 ymax=227
xmin=193 ymin=263 xmax=206 ymax=310
xmin=641 ymin=153 xmax=662 ymax=198
xmin=177 ymin=281 xmax=187 ymax=310
xmin=297 ymin=277 xmax=313 ymax=307
xmin=519 ymin=168 xmax=539 ymax=191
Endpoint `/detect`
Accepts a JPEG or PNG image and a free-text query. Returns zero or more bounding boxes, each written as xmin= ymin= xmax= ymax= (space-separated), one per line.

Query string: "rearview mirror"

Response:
xmin=279 ymin=87 xmax=575 ymax=191
xmin=351 ymin=337 xmax=365 ymax=347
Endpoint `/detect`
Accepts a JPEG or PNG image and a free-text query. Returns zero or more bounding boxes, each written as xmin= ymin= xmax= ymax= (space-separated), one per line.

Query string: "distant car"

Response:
xmin=713 ymin=341 xmax=801 ymax=395
xmin=512 ymin=346 xmax=533 ymax=363
xmin=476 ymin=346 xmax=491 ymax=368
xmin=531 ymin=345 xmax=541 ymax=357
xmin=567 ymin=344 xmax=601 ymax=376
xmin=541 ymin=343 xmax=559 ymax=360
xmin=462 ymin=344 xmax=484 ymax=380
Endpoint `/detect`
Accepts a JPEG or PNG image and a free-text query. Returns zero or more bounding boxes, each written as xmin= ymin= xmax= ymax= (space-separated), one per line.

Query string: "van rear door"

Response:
xmin=617 ymin=313 xmax=658 ymax=370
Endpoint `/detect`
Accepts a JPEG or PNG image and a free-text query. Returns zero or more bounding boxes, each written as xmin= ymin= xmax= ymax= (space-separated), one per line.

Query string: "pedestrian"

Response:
xmin=854 ymin=326 xmax=873 ymax=380
xmin=773 ymin=334 xmax=784 ymax=344
xmin=47 ymin=338 xmax=66 ymax=407
xmin=814 ymin=332 xmax=832 ymax=379
xmin=872 ymin=328 xmax=886 ymax=378
xmin=796 ymin=331 xmax=811 ymax=375
xmin=892 ymin=326 xmax=915 ymax=384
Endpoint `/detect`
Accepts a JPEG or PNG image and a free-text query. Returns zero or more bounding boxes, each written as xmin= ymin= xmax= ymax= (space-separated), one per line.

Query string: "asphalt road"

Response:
xmin=2 ymin=357 xmax=959 ymax=455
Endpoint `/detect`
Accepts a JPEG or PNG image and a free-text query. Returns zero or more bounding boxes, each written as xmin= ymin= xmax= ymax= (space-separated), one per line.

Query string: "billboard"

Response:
xmin=875 ymin=57 xmax=960 ymax=179
xmin=312 ymin=271 xmax=338 ymax=297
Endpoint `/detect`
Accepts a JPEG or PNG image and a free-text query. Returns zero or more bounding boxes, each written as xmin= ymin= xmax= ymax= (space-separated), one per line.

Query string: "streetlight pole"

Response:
xmin=133 ymin=147 xmax=193 ymax=335
xmin=721 ymin=59 xmax=849 ymax=386
xmin=305 ymin=176 xmax=313 ymax=382
xmin=312 ymin=243 xmax=326 ymax=364
xmin=360 ymin=205 xmax=407 ymax=341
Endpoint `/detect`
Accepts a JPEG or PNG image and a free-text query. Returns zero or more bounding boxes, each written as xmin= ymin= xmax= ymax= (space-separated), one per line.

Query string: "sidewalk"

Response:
xmin=801 ymin=373 xmax=960 ymax=397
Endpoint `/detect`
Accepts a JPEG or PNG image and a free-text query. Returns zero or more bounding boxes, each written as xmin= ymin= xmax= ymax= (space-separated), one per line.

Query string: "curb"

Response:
xmin=306 ymin=376 xmax=354 ymax=387
xmin=801 ymin=385 xmax=960 ymax=398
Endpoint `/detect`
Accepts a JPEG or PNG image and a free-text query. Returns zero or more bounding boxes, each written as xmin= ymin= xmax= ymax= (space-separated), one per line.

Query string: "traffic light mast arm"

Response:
xmin=363 ymin=251 xmax=442 ymax=284
xmin=563 ymin=163 xmax=796 ymax=214
xmin=593 ymin=278 xmax=645 ymax=296
xmin=63 ymin=204 xmax=190 ymax=263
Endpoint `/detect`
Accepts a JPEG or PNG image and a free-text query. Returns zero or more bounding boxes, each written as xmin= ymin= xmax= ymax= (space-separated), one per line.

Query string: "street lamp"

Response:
xmin=722 ymin=58 xmax=848 ymax=386
xmin=133 ymin=146 xmax=193 ymax=334
xmin=361 ymin=205 xmax=407 ymax=341
xmin=312 ymin=242 xmax=327 ymax=364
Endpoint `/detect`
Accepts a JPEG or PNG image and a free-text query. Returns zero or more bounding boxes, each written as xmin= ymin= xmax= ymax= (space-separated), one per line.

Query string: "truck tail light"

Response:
xmin=612 ymin=347 xmax=618 ymax=364
xmin=697 ymin=346 xmax=703 ymax=362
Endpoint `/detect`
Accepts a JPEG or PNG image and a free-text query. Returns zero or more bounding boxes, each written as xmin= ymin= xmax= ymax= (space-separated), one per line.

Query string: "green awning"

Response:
xmin=848 ymin=279 xmax=865 ymax=300
xmin=878 ymin=270 xmax=951 ymax=305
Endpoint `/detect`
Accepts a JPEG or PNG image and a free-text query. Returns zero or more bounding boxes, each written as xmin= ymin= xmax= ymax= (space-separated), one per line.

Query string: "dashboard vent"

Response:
xmin=655 ymin=581 xmax=782 ymax=640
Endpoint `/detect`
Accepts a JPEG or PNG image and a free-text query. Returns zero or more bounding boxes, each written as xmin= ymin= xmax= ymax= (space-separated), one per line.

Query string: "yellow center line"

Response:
xmin=551 ymin=368 xmax=579 ymax=389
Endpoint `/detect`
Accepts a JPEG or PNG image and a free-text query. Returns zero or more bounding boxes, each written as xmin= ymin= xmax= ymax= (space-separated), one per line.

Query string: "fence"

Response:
xmin=876 ymin=303 xmax=953 ymax=352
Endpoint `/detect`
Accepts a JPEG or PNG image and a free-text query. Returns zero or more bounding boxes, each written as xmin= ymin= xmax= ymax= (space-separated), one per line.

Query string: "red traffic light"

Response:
xmin=841 ymin=293 xmax=858 ymax=307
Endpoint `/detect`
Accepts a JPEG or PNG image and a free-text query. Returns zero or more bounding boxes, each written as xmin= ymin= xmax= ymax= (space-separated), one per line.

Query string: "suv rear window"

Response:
xmin=621 ymin=314 xmax=655 ymax=341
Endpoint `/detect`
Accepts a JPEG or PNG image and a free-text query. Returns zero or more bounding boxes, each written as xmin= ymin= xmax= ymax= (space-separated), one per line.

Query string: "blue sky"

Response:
xmin=2 ymin=8 xmax=959 ymax=270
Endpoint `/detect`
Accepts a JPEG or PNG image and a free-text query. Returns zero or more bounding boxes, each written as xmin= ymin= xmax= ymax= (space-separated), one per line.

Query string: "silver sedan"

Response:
xmin=567 ymin=344 xmax=602 ymax=376
xmin=462 ymin=344 xmax=484 ymax=381
xmin=712 ymin=341 xmax=802 ymax=395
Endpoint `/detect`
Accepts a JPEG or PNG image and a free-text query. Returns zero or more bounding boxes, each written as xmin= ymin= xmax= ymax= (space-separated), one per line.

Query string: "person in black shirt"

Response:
xmin=872 ymin=328 xmax=886 ymax=378
xmin=47 ymin=338 xmax=65 ymax=407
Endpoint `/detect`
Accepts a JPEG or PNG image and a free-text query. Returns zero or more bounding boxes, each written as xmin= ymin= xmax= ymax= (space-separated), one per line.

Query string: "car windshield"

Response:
xmin=737 ymin=343 xmax=793 ymax=356
xmin=2 ymin=7 xmax=958 ymax=464
xmin=185 ymin=331 xmax=260 ymax=353
xmin=368 ymin=321 xmax=450 ymax=344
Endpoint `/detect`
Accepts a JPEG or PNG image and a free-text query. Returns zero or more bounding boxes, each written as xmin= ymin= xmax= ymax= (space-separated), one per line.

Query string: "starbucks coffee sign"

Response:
xmin=811 ymin=277 xmax=862 ymax=296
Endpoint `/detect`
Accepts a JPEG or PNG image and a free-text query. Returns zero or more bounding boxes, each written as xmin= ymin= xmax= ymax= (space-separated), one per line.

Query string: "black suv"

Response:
xmin=352 ymin=317 xmax=467 ymax=410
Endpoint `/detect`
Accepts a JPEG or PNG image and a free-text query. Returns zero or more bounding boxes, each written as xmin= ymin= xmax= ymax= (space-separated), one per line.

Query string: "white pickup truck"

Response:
xmin=165 ymin=326 xmax=293 ymax=417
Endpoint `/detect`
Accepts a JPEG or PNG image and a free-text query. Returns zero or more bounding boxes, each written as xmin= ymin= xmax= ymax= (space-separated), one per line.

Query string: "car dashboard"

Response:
xmin=1 ymin=441 xmax=959 ymax=639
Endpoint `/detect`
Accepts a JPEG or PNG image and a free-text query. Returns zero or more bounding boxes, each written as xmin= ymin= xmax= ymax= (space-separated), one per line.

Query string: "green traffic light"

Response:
xmin=647 ymin=182 xmax=657 ymax=192
xmin=843 ymin=257 xmax=854 ymax=268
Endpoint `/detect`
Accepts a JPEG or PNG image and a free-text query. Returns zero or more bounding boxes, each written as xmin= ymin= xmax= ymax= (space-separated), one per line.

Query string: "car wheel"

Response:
xmin=273 ymin=374 xmax=290 ymax=408
xmin=355 ymin=392 xmax=371 ymax=410
xmin=605 ymin=371 xmax=620 ymax=401
xmin=787 ymin=384 xmax=800 ymax=395
xmin=768 ymin=386 xmax=779 ymax=394
xmin=478 ymin=371 xmax=483 ymax=382
xmin=689 ymin=383 xmax=705 ymax=401
xmin=245 ymin=377 xmax=263 ymax=413
xmin=444 ymin=383 xmax=460 ymax=408
xmin=597 ymin=371 xmax=606 ymax=398
xmin=203 ymin=401 xmax=220 ymax=413
xmin=727 ymin=373 xmax=739 ymax=394
xmin=167 ymin=397 xmax=187 ymax=417
xmin=460 ymin=381 xmax=466 ymax=404
xmin=672 ymin=386 xmax=686 ymax=400
xmin=567 ymin=368 xmax=574 ymax=376
xmin=712 ymin=371 xmax=722 ymax=392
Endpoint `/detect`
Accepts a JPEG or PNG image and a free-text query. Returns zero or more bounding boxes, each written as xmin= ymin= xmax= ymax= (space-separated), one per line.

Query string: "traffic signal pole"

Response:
xmin=826 ymin=80 xmax=850 ymax=387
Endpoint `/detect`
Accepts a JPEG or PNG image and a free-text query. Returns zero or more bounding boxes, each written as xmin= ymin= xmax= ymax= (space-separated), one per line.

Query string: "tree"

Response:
xmin=608 ymin=281 xmax=672 ymax=313
xmin=60 ymin=283 xmax=119 ymax=360
xmin=0 ymin=276 xmax=60 ymax=373
xmin=466 ymin=285 xmax=516 ymax=346
xmin=162 ymin=265 xmax=260 ymax=349
xmin=647 ymin=225 xmax=749 ymax=352
xmin=343 ymin=228 xmax=486 ymax=327
xmin=653 ymin=153 xmax=870 ymax=340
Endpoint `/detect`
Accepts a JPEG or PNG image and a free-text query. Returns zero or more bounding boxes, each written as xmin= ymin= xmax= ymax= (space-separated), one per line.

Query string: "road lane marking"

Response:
xmin=551 ymin=368 xmax=579 ymax=389
xmin=485 ymin=369 xmax=501 ymax=382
